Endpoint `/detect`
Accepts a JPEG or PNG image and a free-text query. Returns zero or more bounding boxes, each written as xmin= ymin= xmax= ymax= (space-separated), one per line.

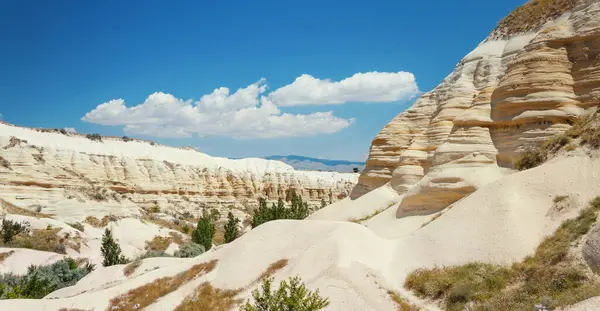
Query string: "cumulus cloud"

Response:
xmin=268 ymin=71 xmax=419 ymax=107
xmin=82 ymin=71 xmax=418 ymax=139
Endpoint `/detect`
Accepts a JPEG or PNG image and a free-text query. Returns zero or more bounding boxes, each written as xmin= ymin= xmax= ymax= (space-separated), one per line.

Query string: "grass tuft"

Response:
xmin=174 ymin=282 xmax=242 ymax=311
xmin=493 ymin=0 xmax=577 ymax=36
xmin=515 ymin=146 xmax=547 ymax=171
xmin=404 ymin=196 xmax=600 ymax=311
xmin=388 ymin=290 xmax=421 ymax=311
xmin=257 ymin=259 xmax=289 ymax=281
xmin=553 ymin=195 xmax=568 ymax=203
xmin=0 ymin=250 xmax=15 ymax=263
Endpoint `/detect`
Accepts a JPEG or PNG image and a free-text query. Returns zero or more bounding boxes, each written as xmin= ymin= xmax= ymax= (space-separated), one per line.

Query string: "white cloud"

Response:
xmin=81 ymin=71 xmax=418 ymax=139
xmin=63 ymin=127 xmax=77 ymax=133
xmin=82 ymin=80 xmax=354 ymax=139
xmin=268 ymin=71 xmax=419 ymax=107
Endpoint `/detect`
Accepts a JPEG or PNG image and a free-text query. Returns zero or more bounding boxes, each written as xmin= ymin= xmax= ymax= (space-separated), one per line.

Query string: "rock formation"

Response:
xmin=0 ymin=122 xmax=356 ymax=218
xmin=354 ymin=0 xmax=600 ymax=215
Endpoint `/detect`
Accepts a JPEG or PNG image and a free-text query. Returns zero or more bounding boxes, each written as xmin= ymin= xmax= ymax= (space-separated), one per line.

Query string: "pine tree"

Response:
xmin=252 ymin=198 xmax=269 ymax=228
xmin=101 ymin=228 xmax=128 ymax=267
xmin=192 ymin=216 xmax=215 ymax=251
xmin=223 ymin=211 xmax=240 ymax=243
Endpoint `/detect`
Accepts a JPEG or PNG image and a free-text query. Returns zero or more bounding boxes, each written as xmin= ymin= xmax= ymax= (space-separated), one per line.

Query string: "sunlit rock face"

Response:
xmin=354 ymin=0 xmax=600 ymax=214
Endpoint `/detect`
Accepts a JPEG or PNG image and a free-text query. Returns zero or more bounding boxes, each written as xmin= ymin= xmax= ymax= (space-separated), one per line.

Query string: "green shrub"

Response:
xmin=101 ymin=228 xmax=129 ymax=267
xmin=139 ymin=250 xmax=172 ymax=259
xmin=240 ymin=276 xmax=330 ymax=311
xmin=122 ymin=136 xmax=132 ymax=142
xmin=191 ymin=217 xmax=214 ymax=251
xmin=67 ymin=222 xmax=85 ymax=232
xmin=514 ymin=146 xmax=547 ymax=170
xmin=0 ymin=258 xmax=94 ymax=299
xmin=542 ymin=134 xmax=571 ymax=152
xmin=0 ymin=219 xmax=29 ymax=243
xmin=85 ymin=133 xmax=102 ymax=142
xmin=174 ymin=242 xmax=205 ymax=258
xmin=251 ymin=193 xmax=310 ymax=228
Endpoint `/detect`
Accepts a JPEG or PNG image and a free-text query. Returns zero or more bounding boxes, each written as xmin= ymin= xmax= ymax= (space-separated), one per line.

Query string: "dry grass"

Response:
xmin=0 ymin=250 xmax=15 ymax=263
xmin=256 ymin=259 xmax=289 ymax=281
xmin=565 ymin=144 xmax=577 ymax=152
xmin=145 ymin=236 xmax=172 ymax=252
xmin=566 ymin=111 xmax=600 ymax=149
xmin=494 ymin=0 xmax=577 ymax=36
xmin=350 ymin=209 xmax=385 ymax=223
xmin=0 ymin=198 xmax=52 ymax=218
xmin=405 ymin=197 xmax=600 ymax=311
xmin=58 ymin=308 xmax=91 ymax=311
xmin=420 ymin=213 xmax=442 ymax=228
xmin=123 ymin=259 xmax=142 ymax=277
xmin=144 ymin=216 xmax=192 ymax=236
xmin=107 ymin=259 xmax=218 ymax=310
xmin=174 ymin=282 xmax=242 ymax=311
xmin=84 ymin=215 xmax=115 ymax=228
xmin=541 ymin=133 xmax=571 ymax=153
xmin=388 ymin=290 xmax=420 ymax=311
xmin=2 ymin=227 xmax=68 ymax=254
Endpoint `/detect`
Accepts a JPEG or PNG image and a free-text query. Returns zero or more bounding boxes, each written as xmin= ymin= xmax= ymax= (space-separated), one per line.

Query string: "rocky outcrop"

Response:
xmin=0 ymin=122 xmax=356 ymax=218
xmin=355 ymin=0 xmax=600 ymax=214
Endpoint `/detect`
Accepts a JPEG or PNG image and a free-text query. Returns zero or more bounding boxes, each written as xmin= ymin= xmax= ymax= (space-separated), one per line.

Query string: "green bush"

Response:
xmin=101 ymin=228 xmax=129 ymax=267
xmin=1 ymin=219 xmax=29 ymax=244
xmin=191 ymin=217 xmax=214 ymax=251
xmin=240 ymin=276 xmax=330 ymax=311
xmin=0 ymin=258 xmax=94 ymax=299
xmin=251 ymin=193 xmax=310 ymax=228
xmin=85 ymin=133 xmax=102 ymax=142
xmin=174 ymin=242 xmax=205 ymax=258
xmin=514 ymin=146 xmax=547 ymax=171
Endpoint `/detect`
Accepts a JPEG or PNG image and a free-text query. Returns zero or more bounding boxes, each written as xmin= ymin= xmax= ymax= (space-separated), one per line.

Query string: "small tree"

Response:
xmin=101 ymin=228 xmax=128 ymax=267
xmin=192 ymin=216 xmax=214 ymax=251
xmin=240 ymin=276 xmax=330 ymax=311
xmin=1 ymin=219 xmax=29 ymax=244
xmin=224 ymin=212 xmax=240 ymax=243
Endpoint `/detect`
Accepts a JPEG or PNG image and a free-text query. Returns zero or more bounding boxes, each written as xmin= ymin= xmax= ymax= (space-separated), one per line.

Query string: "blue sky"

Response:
xmin=0 ymin=0 xmax=525 ymax=161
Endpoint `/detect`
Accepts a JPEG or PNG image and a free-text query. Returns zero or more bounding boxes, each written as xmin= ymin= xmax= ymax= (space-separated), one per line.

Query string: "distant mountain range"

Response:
xmin=265 ymin=155 xmax=365 ymax=173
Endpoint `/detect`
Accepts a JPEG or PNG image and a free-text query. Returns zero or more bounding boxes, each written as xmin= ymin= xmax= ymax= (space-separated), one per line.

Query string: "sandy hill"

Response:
xmin=1 ymin=0 xmax=600 ymax=310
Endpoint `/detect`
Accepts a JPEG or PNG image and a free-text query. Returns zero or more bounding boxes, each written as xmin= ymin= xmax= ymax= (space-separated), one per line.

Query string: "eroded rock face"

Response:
xmin=0 ymin=123 xmax=356 ymax=218
xmin=584 ymin=224 xmax=600 ymax=274
xmin=356 ymin=0 xmax=600 ymax=214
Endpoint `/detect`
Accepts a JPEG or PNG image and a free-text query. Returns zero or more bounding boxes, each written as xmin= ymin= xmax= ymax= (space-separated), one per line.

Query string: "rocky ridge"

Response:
xmin=354 ymin=0 xmax=600 ymax=215
xmin=0 ymin=122 xmax=357 ymax=220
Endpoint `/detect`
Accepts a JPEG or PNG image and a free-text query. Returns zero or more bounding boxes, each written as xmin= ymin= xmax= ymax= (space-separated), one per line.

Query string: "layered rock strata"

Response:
xmin=355 ymin=0 xmax=600 ymax=214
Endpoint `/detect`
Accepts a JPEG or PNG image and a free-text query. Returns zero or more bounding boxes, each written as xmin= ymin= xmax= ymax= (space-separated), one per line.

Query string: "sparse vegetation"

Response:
xmin=251 ymin=194 xmax=310 ymax=228
xmin=224 ymin=211 xmax=240 ymax=243
xmin=240 ymin=276 xmax=330 ymax=311
xmin=107 ymin=260 xmax=218 ymax=310
xmin=404 ymin=197 xmax=600 ymax=311
xmin=101 ymin=228 xmax=129 ymax=267
xmin=123 ymin=259 xmax=142 ymax=277
xmin=174 ymin=282 xmax=242 ymax=311
xmin=350 ymin=209 xmax=385 ymax=224
xmin=145 ymin=236 xmax=172 ymax=252
xmin=121 ymin=136 xmax=132 ymax=142
xmin=85 ymin=133 xmax=102 ymax=142
xmin=0 ymin=250 xmax=15 ymax=263
xmin=388 ymin=290 xmax=420 ymax=311
xmin=0 ymin=156 xmax=11 ymax=170
xmin=257 ymin=259 xmax=289 ymax=281
xmin=541 ymin=134 xmax=571 ymax=153
xmin=420 ymin=212 xmax=443 ymax=228
xmin=553 ymin=195 xmax=568 ymax=203
xmin=515 ymin=146 xmax=547 ymax=170
xmin=0 ymin=258 xmax=94 ymax=299
xmin=493 ymin=0 xmax=577 ymax=36
xmin=565 ymin=144 xmax=577 ymax=152
xmin=68 ymin=222 xmax=85 ymax=232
